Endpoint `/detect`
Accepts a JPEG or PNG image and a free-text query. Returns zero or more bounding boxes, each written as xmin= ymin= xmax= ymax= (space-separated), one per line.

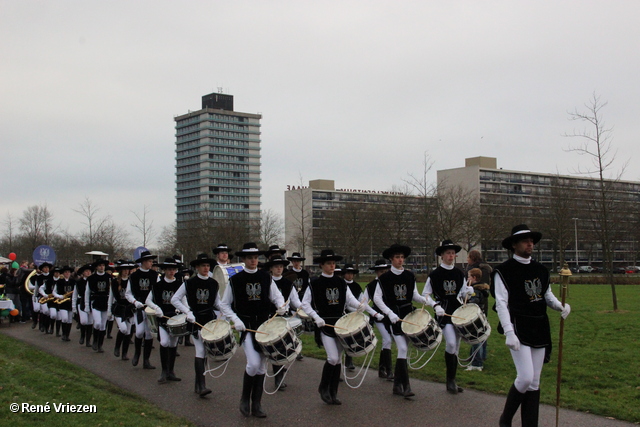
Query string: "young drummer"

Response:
xmin=171 ymin=253 xmax=222 ymax=397
xmin=212 ymin=243 xmax=233 ymax=267
xmin=374 ymin=244 xmax=430 ymax=398
xmin=85 ymin=259 xmax=112 ymax=353
xmin=265 ymin=254 xmax=302 ymax=390
xmin=108 ymin=260 xmax=135 ymax=360
xmin=52 ymin=266 xmax=75 ymax=341
xmin=365 ymin=259 xmax=393 ymax=380
xmin=218 ymin=242 xmax=287 ymax=418
xmin=73 ymin=264 xmax=93 ymax=346
xmin=126 ymin=250 xmax=159 ymax=369
xmin=422 ymin=240 xmax=474 ymax=394
xmin=301 ymin=249 xmax=383 ymax=406
xmin=146 ymin=258 xmax=184 ymax=384
xmin=342 ymin=264 xmax=362 ymax=371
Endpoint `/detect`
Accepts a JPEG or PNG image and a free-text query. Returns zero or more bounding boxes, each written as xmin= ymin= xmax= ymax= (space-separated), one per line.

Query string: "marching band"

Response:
xmin=12 ymin=227 xmax=570 ymax=426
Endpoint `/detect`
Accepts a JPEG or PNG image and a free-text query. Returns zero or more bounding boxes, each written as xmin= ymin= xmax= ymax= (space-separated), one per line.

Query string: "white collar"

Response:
xmin=321 ymin=272 xmax=334 ymax=278
xmin=272 ymin=275 xmax=282 ymax=280
xmin=292 ymin=267 xmax=302 ymax=272
xmin=244 ymin=267 xmax=258 ymax=274
xmin=390 ymin=266 xmax=404 ymax=275
xmin=513 ymin=254 xmax=531 ymax=264
xmin=197 ymin=273 xmax=208 ymax=279
xmin=440 ymin=263 xmax=454 ymax=270
xmin=345 ymin=279 xmax=353 ymax=284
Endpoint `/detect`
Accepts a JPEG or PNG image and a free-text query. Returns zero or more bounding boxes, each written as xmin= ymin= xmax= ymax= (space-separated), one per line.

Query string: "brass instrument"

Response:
xmin=54 ymin=290 xmax=74 ymax=304
xmin=39 ymin=294 xmax=55 ymax=304
xmin=23 ymin=269 xmax=36 ymax=295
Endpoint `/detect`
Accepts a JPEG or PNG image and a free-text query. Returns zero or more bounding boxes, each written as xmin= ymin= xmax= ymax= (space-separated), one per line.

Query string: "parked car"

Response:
xmin=578 ymin=266 xmax=595 ymax=273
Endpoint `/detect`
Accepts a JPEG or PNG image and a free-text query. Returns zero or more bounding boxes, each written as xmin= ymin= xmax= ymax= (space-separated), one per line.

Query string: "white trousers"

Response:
xmin=243 ymin=333 xmax=267 ymax=376
xmin=321 ymin=332 xmax=344 ymax=366
xmin=78 ymin=309 xmax=94 ymax=326
xmin=443 ymin=323 xmax=461 ymax=355
xmin=158 ymin=326 xmax=179 ymax=348
xmin=57 ymin=309 xmax=73 ymax=323
xmin=115 ymin=316 xmax=133 ymax=335
xmin=392 ymin=334 xmax=409 ymax=359
xmin=134 ymin=310 xmax=153 ymax=339
xmin=510 ymin=345 xmax=546 ymax=393
xmin=374 ymin=320 xmax=393 ymax=350
xmin=92 ymin=309 xmax=108 ymax=331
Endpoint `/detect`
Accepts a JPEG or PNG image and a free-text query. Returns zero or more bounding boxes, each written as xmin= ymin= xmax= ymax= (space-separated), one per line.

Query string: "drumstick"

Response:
xmin=243 ymin=328 xmax=269 ymax=335
xmin=443 ymin=313 xmax=466 ymax=320
xmin=323 ymin=324 xmax=348 ymax=331
xmin=398 ymin=318 xmax=420 ymax=327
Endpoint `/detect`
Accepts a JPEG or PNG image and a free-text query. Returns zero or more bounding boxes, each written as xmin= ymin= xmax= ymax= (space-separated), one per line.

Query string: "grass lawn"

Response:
xmin=0 ymin=334 xmax=194 ymax=427
xmin=299 ymin=282 xmax=640 ymax=423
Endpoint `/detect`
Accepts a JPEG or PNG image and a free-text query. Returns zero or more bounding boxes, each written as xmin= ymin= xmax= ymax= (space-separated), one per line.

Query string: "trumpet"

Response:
xmin=54 ymin=291 xmax=74 ymax=304
xmin=39 ymin=294 xmax=55 ymax=304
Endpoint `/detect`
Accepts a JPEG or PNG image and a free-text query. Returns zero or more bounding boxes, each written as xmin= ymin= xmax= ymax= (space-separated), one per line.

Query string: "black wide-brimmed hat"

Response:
xmin=235 ymin=242 xmax=265 ymax=257
xmin=342 ymin=263 xmax=359 ymax=274
xmin=77 ymin=264 xmax=93 ymax=274
xmin=39 ymin=262 xmax=53 ymax=270
xmin=501 ymin=224 xmax=542 ymax=250
xmin=369 ymin=259 xmax=391 ymax=271
xmin=135 ymin=250 xmax=157 ymax=263
xmin=172 ymin=254 xmax=185 ymax=266
xmin=158 ymin=257 xmax=180 ymax=269
xmin=265 ymin=245 xmax=286 ymax=259
xmin=115 ymin=260 xmax=136 ymax=270
xmin=435 ymin=240 xmax=462 ymax=256
xmin=265 ymin=255 xmax=290 ymax=269
xmin=190 ymin=253 xmax=217 ymax=267
xmin=382 ymin=244 xmax=411 ymax=260
xmin=212 ymin=244 xmax=234 ymax=260
xmin=287 ymin=252 xmax=306 ymax=261
xmin=313 ymin=249 xmax=343 ymax=264
xmin=52 ymin=266 xmax=62 ymax=273
xmin=92 ymin=258 xmax=109 ymax=268
xmin=60 ymin=265 xmax=74 ymax=273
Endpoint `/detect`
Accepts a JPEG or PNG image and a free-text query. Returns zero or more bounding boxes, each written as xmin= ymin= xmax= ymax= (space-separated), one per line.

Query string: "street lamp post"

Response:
xmin=572 ymin=217 xmax=579 ymax=270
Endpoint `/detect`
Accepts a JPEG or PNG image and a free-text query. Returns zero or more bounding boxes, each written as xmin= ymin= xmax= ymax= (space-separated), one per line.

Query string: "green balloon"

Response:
xmin=11 ymin=261 xmax=19 ymax=269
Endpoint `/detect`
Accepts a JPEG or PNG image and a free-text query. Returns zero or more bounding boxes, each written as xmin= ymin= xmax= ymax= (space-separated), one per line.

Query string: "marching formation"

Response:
xmin=13 ymin=224 xmax=571 ymax=426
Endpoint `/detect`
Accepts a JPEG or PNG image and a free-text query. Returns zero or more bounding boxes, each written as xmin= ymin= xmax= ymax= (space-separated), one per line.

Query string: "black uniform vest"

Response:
xmin=428 ymin=266 xmax=465 ymax=325
xmin=272 ymin=277 xmax=294 ymax=315
xmin=88 ymin=273 xmax=110 ymax=311
xmin=152 ymin=276 xmax=182 ymax=322
xmin=230 ymin=270 xmax=272 ymax=330
xmin=111 ymin=277 xmax=134 ymax=319
xmin=185 ymin=276 xmax=219 ymax=326
xmin=379 ymin=270 xmax=417 ymax=334
xmin=55 ymin=279 xmax=74 ymax=311
xmin=346 ymin=280 xmax=362 ymax=299
xmin=75 ymin=278 xmax=87 ymax=310
xmin=310 ymin=275 xmax=347 ymax=338
xmin=129 ymin=269 xmax=157 ymax=302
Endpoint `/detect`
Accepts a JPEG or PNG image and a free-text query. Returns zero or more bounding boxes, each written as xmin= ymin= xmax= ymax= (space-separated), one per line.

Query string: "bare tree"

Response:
xmin=285 ymin=174 xmax=313 ymax=257
xmin=433 ymin=181 xmax=477 ymax=251
xmin=72 ymin=197 xmax=111 ymax=247
xmin=157 ymin=223 xmax=178 ymax=257
xmin=131 ymin=205 xmax=156 ymax=248
xmin=19 ymin=204 xmax=57 ymax=251
xmin=564 ymin=93 xmax=625 ymax=311
xmin=95 ymin=219 xmax=131 ymax=259
xmin=259 ymin=209 xmax=284 ymax=248
xmin=2 ymin=212 xmax=15 ymax=249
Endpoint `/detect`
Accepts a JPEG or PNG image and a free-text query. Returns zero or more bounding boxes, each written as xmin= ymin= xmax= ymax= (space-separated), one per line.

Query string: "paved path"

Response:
xmin=1 ymin=322 xmax=634 ymax=427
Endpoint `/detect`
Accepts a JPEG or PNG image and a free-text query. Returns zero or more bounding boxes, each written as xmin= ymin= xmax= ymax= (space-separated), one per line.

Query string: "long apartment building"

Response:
xmin=174 ymin=93 xmax=262 ymax=231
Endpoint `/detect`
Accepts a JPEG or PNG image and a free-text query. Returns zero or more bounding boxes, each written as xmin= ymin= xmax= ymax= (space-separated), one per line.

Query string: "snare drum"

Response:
xmin=451 ymin=303 xmax=491 ymax=345
xmin=401 ymin=309 xmax=442 ymax=351
xmin=200 ymin=319 xmax=237 ymax=362
xmin=166 ymin=313 xmax=189 ymax=337
xmin=297 ymin=308 xmax=314 ymax=332
xmin=212 ymin=263 xmax=244 ymax=299
xmin=144 ymin=306 xmax=158 ymax=338
xmin=286 ymin=316 xmax=303 ymax=336
xmin=255 ymin=317 xmax=302 ymax=365
xmin=334 ymin=312 xmax=378 ymax=357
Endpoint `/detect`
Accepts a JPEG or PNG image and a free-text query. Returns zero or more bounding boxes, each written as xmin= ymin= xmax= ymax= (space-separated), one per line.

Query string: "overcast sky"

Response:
xmin=2 ymin=1 xmax=639 ymax=248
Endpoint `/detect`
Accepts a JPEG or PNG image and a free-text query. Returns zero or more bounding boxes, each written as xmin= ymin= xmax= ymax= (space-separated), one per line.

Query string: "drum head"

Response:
xmin=201 ymin=320 xmax=231 ymax=341
xmin=452 ymin=304 xmax=481 ymax=326
xmin=334 ymin=312 xmax=366 ymax=337
xmin=287 ymin=317 xmax=302 ymax=328
xmin=297 ymin=308 xmax=309 ymax=319
xmin=401 ymin=309 xmax=432 ymax=335
xmin=144 ymin=307 xmax=155 ymax=316
xmin=212 ymin=263 xmax=244 ymax=300
xmin=167 ymin=313 xmax=187 ymax=325
xmin=255 ymin=317 xmax=288 ymax=344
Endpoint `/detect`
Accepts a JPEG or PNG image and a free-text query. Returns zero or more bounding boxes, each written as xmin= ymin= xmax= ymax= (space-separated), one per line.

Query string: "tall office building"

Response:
xmin=174 ymin=93 xmax=262 ymax=231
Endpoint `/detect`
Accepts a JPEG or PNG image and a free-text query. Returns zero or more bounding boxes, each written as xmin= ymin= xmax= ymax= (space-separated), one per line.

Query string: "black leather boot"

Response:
xmin=166 ymin=347 xmax=181 ymax=381
xmin=378 ymin=349 xmax=388 ymax=378
xmin=158 ymin=346 xmax=168 ymax=383
xmin=240 ymin=372 xmax=253 ymax=416
xmin=79 ymin=323 xmax=85 ymax=344
xmin=121 ymin=334 xmax=131 ymax=360
xmin=64 ymin=323 xmax=72 ymax=341
xmin=318 ymin=361 xmax=334 ymax=404
xmin=251 ymin=374 xmax=267 ymax=417
xmin=445 ymin=352 xmax=463 ymax=394
xmin=106 ymin=319 xmax=113 ymax=339
xmin=132 ymin=337 xmax=143 ymax=366
xmin=56 ymin=320 xmax=62 ymax=337
xmin=195 ymin=357 xmax=211 ymax=396
xmin=114 ymin=331 xmax=123 ymax=357
xmin=143 ymin=339 xmax=156 ymax=369
xmin=386 ymin=349 xmax=395 ymax=381
xmin=392 ymin=359 xmax=405 ymax=396
xmin=499 ymin=383 xmax=526 ymax=427
xmin=329 ymin=363 xmax=342 ymax=405
xmin=273 ymin=364 xmax=286 ymax=390
xmin=398 ymin=358 xmax=414 ymax=398
xmin=92 ymin=328 xmax=100 ymax=351
xmin=32 ymin=314 xmax=38 ymax=329
xmin=97 ymin=330 xmax=105 ymax=353
xmin=520 ymin=389 xmax=540 ymax=427
xmin=85 ymin=325 xmax=93 ymax=347
xmin=184 ymin=334 xmax=194 ymax=346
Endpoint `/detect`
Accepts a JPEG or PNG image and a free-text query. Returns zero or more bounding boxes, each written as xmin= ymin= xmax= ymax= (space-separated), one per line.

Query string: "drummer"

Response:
xmin=421 ymin=240 xmax=474 ymax=394
xmin=212 ymin=243 xmax=233 ymax=267
xmin=218 ymin=242 xmax=287 ymax=418
xmin=85 ymin=259 xmax=112 ymax=353
xmin=108 ymin=260 xmax=135 ymax=361
xmin=171 ymin=253 xmax=223 ymax=397
xmin=342 ymin=264 xmax=363 ymax=371
xmin=301 ymin=249 xmax=383 ymax=406
xmin=265 ymin=254 xmax=302 ymax=390
xmin=373 ymin=244 xmax=429 ymax=398
xmin=146 ymin=258 xmax=184 ymax=384
xmin=364 ymin=259 xmax=394 ymax=380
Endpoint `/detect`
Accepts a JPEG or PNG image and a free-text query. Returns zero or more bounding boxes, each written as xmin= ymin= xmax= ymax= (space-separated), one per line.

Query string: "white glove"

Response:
xmin=186 ymin=312 xmax=196 ymax=323
xmin=465 ymin=286 xmax=475 ymax=296
xmin=234 ymin=319 xmax=246 ymax=332
xmin=434 ymin=305 xmax=445 ymax=317
xmin=155 ymin=307 xmax=164 ymax=318
xmin=315 ymin=318 xmax=326 ymax=328
xmin=505 ymin=331 xmax=520 ymax=351
xmin=276 ymin=307 xmax=287 ymax=316
xmin=374 ymin=313 xmax=384 ymax=322
xmin=388 ymin=312 xmax=399 ymax=324
xmin=134 ymin=301 xmax=144 ymax=309
xmin=561 ymin=303 xmax=571 ymax=319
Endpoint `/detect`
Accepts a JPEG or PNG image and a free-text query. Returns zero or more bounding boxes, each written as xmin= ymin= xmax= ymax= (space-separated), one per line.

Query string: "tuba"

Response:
xmin=22 ymin=269 xmax=37 ymax=295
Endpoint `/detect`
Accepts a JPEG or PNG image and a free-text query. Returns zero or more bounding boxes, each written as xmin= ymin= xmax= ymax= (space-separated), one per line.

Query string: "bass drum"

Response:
xmin=212 ymin=263 xmax=244 ymax=298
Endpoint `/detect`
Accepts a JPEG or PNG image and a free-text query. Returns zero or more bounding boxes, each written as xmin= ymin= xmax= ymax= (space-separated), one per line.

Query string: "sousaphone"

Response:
xmin=22 ymin=269 xmax=37 ymax=295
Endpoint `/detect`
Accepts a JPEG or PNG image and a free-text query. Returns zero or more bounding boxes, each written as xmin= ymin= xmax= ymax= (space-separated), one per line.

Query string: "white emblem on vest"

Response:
xmin=246 ymin=282 xmax=262 ymax=301
xmin=394 ymin=284 xmax=407 ymax=301
xmin=524 ymin=278 xmax=543 ymax=302
xmin=326 ymin=287 xmax=339 ymax=305
xmin=139 ymin=278 xmax=150 ymax=290
xmin=97 ymin=280 xmax=107 ymax=292
xmin=197 ymin=288 xmax=209 ymax=304
xmin=443 ymin=280 xmax=457 ymax=295
xmin=162 ymin=290 xmax=174 ymax=304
